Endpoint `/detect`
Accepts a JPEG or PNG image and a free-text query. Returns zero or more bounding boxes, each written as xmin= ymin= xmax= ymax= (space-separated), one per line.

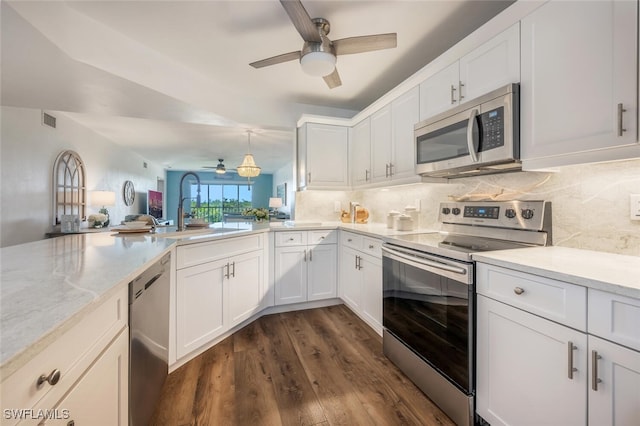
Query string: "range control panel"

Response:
xmin=439 ymin=200 xmax=550 ymax=231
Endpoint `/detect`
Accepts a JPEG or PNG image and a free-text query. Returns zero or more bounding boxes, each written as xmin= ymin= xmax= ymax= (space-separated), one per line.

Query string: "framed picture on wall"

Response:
xmin=276 ymin=183 xmax=287 ymax=206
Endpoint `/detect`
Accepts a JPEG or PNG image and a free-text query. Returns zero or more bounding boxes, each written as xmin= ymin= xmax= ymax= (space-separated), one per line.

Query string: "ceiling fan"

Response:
xmin=202 ymin=159 xmax=236 ymax=176
xmin=249 ymin=0 xmax=397 ymax=89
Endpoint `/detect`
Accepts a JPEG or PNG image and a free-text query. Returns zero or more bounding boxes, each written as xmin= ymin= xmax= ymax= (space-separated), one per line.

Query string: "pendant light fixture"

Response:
xmin=236 ymin=131 xmax=261 ymax=178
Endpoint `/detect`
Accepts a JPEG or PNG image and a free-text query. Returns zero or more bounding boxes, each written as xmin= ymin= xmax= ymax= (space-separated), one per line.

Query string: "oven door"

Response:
xmin=382 ymin=243 xmax=474 ymax=394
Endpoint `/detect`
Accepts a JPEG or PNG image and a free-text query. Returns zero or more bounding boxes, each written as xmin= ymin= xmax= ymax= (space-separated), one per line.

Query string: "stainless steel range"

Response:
xmin=382 ymin=200 xmax=552 ymax=426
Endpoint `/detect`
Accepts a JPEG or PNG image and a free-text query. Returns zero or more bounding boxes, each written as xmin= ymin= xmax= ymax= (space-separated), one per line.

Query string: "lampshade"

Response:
xmin=269 ymin=197 xmax=283 ymax=209
xmin=237 ymin=131 xmax=261 ymax=178
xmin=90 ymin=190 xmax=116 ymax=207
xmin=300 ymin=51 xmax=336 ymax=77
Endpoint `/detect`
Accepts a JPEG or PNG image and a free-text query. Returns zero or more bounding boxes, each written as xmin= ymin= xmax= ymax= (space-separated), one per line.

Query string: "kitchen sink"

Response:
xmin=155 ymin=227 xmax=241 ymax=239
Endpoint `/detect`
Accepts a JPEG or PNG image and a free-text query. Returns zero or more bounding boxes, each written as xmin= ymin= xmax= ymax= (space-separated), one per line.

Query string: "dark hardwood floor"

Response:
xmin=150 ymin=304 xmax=455 ymax=426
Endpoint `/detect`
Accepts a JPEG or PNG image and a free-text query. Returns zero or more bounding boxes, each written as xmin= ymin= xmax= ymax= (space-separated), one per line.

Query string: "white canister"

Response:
xmin=396 ymin=214 xmax=414 ymax=231
xmin=386 ymin=210 xmax=400 ymax=229
xmin=404 ymin=206 xmax=419 ymax=229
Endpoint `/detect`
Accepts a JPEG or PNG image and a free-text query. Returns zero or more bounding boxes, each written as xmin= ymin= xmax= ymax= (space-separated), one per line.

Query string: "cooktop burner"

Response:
xmin=385 ymin=201 xmax=552 ymax=262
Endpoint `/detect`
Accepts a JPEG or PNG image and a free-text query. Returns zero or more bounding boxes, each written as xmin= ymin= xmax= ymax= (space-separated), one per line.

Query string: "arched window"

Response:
xmin=52 ymin=150 xmax=86 ymax=225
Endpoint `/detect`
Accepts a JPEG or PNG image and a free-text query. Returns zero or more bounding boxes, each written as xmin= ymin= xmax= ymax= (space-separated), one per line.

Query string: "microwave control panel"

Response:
xmin=479 ymin=107 xmax=504 ymax=151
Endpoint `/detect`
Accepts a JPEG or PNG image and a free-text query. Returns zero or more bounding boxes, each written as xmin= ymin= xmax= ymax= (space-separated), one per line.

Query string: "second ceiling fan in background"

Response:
xmin=250 ymin=0 xmax=398 ymax=89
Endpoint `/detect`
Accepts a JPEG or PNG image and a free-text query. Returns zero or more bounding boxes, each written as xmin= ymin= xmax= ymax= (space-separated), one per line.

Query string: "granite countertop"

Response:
xmin=473 ymin=246 xmax=640 ymax=299
xmin=0 ymin=222 xmax=271 ymax=378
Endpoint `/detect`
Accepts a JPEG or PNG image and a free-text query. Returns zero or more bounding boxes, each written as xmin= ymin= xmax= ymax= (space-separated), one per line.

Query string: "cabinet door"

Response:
xmin=370 ymin=105 xmax=392 ymax=183
xmin=521 ymin=0 xmax=638 ymax=162
xmin=419 ymin=61 xmax=460 ymax=121
xmin=359 ymin=254 xmax=382 ymax=335
xmin=227 ymin=249 xmax=265 ymax=327
xmin=589 ymin=335 xmax=640 ymax=426
xmin=339 ymin=246 xmax=362 ymax=311
xmin=307 ymin=244 xmax=337 ymax=301
xmin=297 ymin=125 xmax=307 ymax=190
xmin=41 ymin=328 xmax=128 ymax=426
xmin=176 ymin=259 xmax=226 ymax=359
xmin=391 ymin=86 xmax=420 ymax=180
xmin=459 ymin=23 xmax=520 ymax=103
xmin=305 ymin=123 xmax=349 ymax=188
xmin=274 ymin=246 xmax=307 ymax=305
xmin=477 ymin=295 xmax=587 ymax=426
xmin=351 ymin=118 xmax=371 ymax=186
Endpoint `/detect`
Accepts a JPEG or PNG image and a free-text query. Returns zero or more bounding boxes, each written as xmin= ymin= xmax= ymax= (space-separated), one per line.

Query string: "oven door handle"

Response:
xmin=381 ymin=245 xmax=469 ymax=277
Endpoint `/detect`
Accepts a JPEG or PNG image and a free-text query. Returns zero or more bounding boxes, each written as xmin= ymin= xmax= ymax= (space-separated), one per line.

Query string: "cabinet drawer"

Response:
xmin=341 ymin=231 xmax=363 ymax=250
xmin=177 ymin=233 xmax=264 ymax=269
xmin=477 ymin=263 xmax=586 ymax=331
xmin=275 ymin=231 xmax=307 ymax=247
xmin=362 ymin=237 xmax=382 ymax=257
xmin=1 ymin=286 xmax=128 ymax=423
xmin=308 ymin=230 xmax=337 ymax=245
xmin=589 ymin=289 xmax=640 ymax=351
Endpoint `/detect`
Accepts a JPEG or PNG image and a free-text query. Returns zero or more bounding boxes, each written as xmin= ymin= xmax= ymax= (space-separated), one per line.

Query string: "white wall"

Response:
xmin=0 ymin=106 xmax=165 ymax=247
xmin=272 ymin=162 xmax=295 ymax=217
xmin=295 ymin=158 xmax=640 ymax=256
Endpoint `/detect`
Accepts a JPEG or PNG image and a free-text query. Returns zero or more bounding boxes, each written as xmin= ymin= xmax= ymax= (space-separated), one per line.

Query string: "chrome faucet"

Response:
xmin=177 ymin=171 xmax=202 ymax=231
xmin=350 ymin=201 xmax=360 ymax=224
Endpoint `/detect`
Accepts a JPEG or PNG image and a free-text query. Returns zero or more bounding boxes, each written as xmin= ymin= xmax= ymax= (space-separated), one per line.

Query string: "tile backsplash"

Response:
xmin=295 ymin=158 xmax=640 ymax=256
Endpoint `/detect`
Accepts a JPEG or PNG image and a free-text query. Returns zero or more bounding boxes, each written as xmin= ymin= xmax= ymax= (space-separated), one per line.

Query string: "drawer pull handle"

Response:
xmin=288 ymin=237 xmax=295 ymax=241
xmin=347 ymin=239 xmax=353 ymax=242
xmin=514 ymin=287 xmax=525 ymax=295
xmin=320 ymin=236 xmax=325 ymax=239
xmin=567 ymin=342 xmax=578 ymax=379
xmin=37 ymin=369 xmax=61 ymax=387
xmin=592 ymin=350 xmax=602 ymax=391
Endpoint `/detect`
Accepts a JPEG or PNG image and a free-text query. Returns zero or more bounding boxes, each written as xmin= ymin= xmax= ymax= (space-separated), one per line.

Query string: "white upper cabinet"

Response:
xmin=458 ymin=23 xmax=520 ymax=103
xmin=521 ymin=0 xmax=639 ymax=168
xmin=297 ymin=123 xmax=349 ymax=190
xmin=419 ymin=61 xmax=460 ymax=121
xmin=351 ymin=118 xmax=371 ymax=186
xmin=370 ymin=105 xmax=393 ymax=183
xmin=361 ymin=86 xmax=420 ymax=186
xmin=419 ymin=23 xmax=520 ymax=122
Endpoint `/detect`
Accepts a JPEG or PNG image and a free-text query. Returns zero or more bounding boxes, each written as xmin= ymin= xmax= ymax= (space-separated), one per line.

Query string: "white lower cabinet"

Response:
xmin=477 ymin=262 xmax=640 ymax=426
xmin=274 ymin=230 xmax=337 ymax=305
xmin=477 ymin=295 xmax=587 ymax=426
xmin=339 ymin=232 xmax=383 ymax=334
xmin=38 ymin=328 xmax=129 ymax=426
xmin=175 ymin=234 xmax=267 ymax=360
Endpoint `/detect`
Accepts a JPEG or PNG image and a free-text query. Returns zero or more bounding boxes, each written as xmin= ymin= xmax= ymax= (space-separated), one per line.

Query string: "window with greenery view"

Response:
xmin=189 ymin=184 xmax=252 ymax=223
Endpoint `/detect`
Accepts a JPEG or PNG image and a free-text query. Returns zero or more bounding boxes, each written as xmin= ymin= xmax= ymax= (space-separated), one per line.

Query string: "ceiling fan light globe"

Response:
xmin=300 ymin=51 xmax=336 ymax=77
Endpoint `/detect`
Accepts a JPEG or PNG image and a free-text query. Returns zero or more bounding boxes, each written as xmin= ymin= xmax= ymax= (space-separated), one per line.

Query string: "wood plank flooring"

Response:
xmin=150 ymin=304 xmax=455 ymax=426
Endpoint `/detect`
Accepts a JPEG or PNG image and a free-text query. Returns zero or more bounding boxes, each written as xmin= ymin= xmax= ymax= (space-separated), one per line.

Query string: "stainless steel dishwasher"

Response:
xmin=129 ymin=252 xmax=170 ymax=426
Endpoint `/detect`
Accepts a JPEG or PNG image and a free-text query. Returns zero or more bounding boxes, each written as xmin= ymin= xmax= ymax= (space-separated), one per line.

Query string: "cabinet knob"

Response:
xmin=347 ymin=238 xmax=352 ymax=242
xmin=37 ymin=369 xmax=61 ymax=387
xmin=289 ymin=237 xmax=294 ymax=241
xmin=514 ymin=287 xmax=525 ymax=295
xmin=320 ymin=236 xmax=325 ymax=240
xmin=369 ymin=244 xmax=375 ymax=249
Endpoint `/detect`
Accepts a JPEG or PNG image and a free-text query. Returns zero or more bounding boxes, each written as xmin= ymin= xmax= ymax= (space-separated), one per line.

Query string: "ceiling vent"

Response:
xmin=42 ymin=112 xmax=56 ymax=129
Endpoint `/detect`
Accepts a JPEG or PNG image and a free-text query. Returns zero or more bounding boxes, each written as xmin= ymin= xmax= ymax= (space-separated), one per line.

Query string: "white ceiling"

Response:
xmin=1 ymin=0 xmax=513 ymax=173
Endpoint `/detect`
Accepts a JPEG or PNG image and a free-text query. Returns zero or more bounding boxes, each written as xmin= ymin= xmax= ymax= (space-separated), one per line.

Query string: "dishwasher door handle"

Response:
xmin=144 ymin=273 xmax=164 ymax=290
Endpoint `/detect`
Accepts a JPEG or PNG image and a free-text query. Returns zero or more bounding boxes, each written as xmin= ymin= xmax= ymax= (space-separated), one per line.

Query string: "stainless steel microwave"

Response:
xmin=414 ymin=83 xmax=520 ymax=178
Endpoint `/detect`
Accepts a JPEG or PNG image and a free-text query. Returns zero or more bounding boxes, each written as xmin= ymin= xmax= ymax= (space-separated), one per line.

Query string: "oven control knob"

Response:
xmin=441 ymin=207 xmax=451 ymax=215
xmin=505 ymin=208 xmax=517 ymax=219
xmin=521 ymin=209 xmax=535 ymax=220
xmin=452 ymin=207 xmax=461 ymax=215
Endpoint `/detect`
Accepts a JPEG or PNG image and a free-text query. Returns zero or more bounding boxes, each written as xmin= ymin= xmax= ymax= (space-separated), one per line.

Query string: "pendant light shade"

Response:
xmin=237 ymin=131 xmax=261 ymax=178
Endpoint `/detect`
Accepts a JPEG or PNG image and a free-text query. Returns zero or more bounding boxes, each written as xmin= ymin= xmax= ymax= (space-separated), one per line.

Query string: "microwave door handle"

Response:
xmin=466 ymin=108 xmax=479 ymax=163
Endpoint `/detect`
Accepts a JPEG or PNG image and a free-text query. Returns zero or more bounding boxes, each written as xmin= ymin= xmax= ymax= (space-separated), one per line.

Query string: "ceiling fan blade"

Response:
xmin=279 ymin=0 xmax=322 ymax=43
xmin=249 ymin=51 xmax=301 ymax=68
xmin=323 ymin=68 xmax=342 ymax=89
xmin=333 ymin=33 xmax=397 ymax=56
